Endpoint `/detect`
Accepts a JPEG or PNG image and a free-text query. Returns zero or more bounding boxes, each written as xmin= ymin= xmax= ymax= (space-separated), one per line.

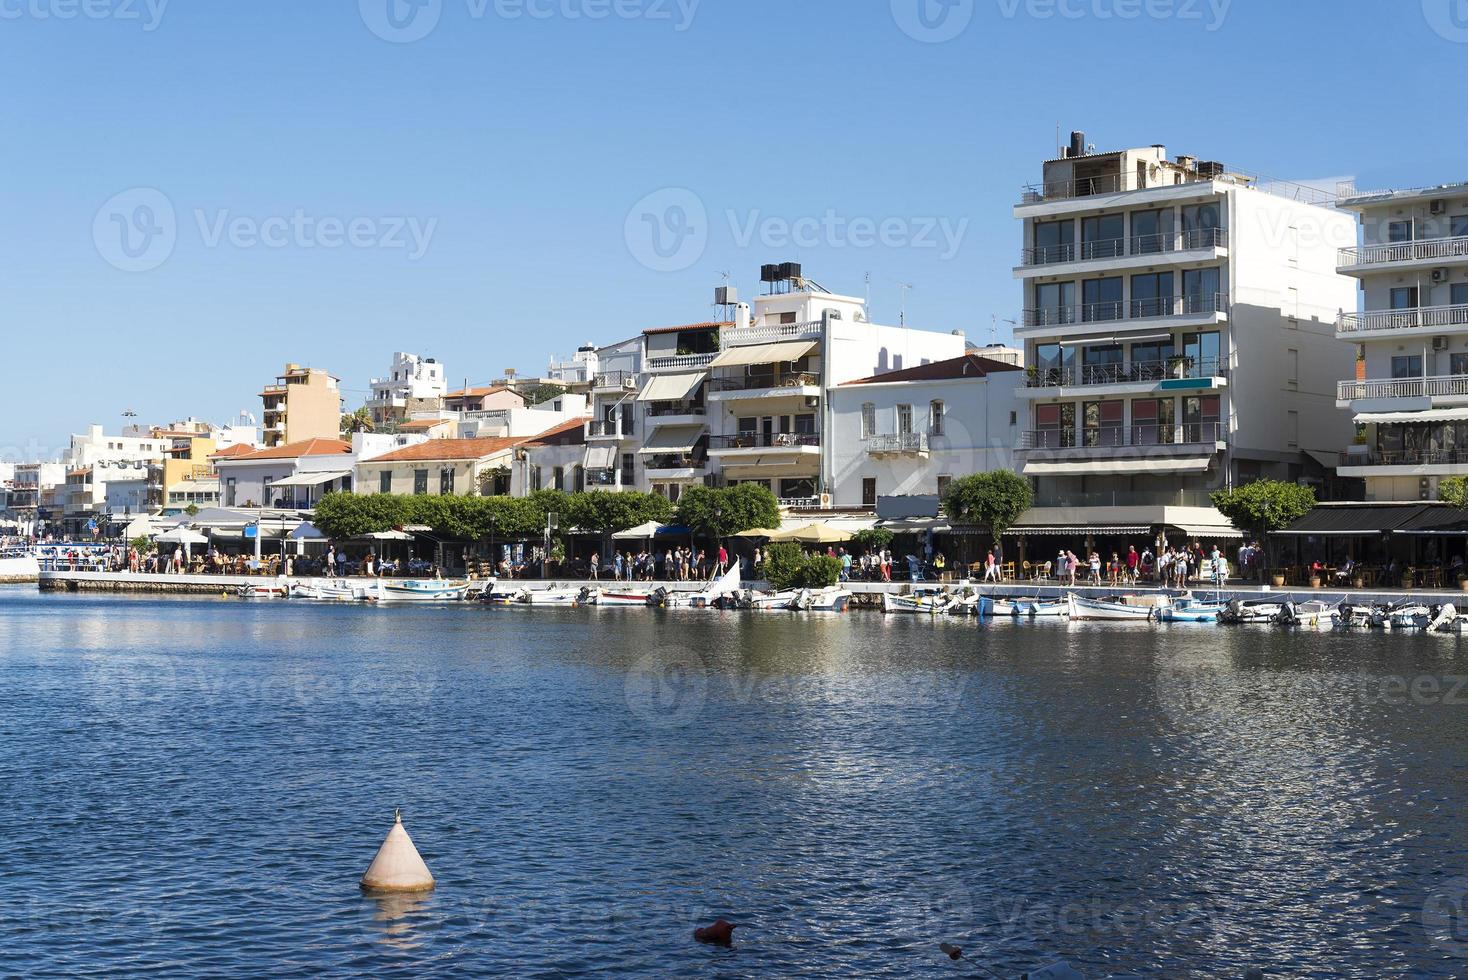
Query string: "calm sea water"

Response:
xmin=2 ymin=586 xmax=1467 ymax=978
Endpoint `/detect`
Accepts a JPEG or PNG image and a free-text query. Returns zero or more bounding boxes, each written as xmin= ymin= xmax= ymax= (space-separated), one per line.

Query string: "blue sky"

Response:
xmin=2 ymin=0 xmax=1464 ymax=455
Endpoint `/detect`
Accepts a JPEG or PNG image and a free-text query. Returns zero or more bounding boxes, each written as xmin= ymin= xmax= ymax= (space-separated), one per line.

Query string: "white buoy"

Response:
xmin=360 ymin=809 xmax=436 ymax=893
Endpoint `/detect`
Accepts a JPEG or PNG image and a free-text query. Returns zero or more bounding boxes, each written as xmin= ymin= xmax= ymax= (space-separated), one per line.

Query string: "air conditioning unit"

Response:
xmin=1430 ymin=200 xmax=1447 ymax=215
xmin=819 ymin=493 xmax=833 ymax=509
xmin=1432 ymin=268 xmax=1451 ymax=283
xmin=1434 ymin=336 xmax=1450 ymax=352
xmin=804 ymin=396 xmax=820 ymax=408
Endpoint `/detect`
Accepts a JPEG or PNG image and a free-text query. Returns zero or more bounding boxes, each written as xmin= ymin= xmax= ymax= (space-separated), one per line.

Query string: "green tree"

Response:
xmin=763 ymin=542 xmax=841 ymax=590
xmin=850 ymin=528 xmax=894 ymax=553
xmin=674 ymin=484 xmax=782 ymax=545
xmin=524 ymin=383 xmax=567 ymax=407
xmin=565 ymin=490 xmax=673 ymax=535
xmin=940 ymin=470 xmax=1033 ymax=538
xmin=1210 ymin=480 xmax=1316 ymax=538
xmin=1440 ymin=476 xmax=1468 ymax=509
xmin=340 ymin=407 xmax=374 ymax=434
xmin=312 ymin=492 xmax=406 ymax=539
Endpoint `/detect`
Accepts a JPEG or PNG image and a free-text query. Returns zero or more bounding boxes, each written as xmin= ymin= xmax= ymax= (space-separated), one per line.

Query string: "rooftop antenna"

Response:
xmin=991 ymin=314 xmax=1019 ymax=346
xmin=896 ymin=281 xmax=914 ymax=327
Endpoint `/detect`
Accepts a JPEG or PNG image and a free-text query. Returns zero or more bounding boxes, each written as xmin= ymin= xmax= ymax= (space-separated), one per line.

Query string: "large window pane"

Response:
xmin=1081 ymin=215 xmax=1124 ymax=260
xmin=1082 ymin=277 xmax=1123 ymax=322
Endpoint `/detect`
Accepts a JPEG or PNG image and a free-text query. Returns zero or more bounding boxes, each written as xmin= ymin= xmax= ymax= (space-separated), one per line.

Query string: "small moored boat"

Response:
xmin=378 ymin=579 xmax=470 ymax=603
xmin=1065 ymin=593 xmax=1163 ymax=621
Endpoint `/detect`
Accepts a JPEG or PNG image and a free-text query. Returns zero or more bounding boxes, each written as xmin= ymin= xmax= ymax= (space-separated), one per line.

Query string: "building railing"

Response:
xmin=645 ymin=352 xmax=716 ymax=371
xmin=592 ymin=371 xmax=638 ymax=390
xmin=1034 ymin=489 xmax=1218 ymax=508
xmin=778 ymin=496 xmax=821 ymax=509
xmin=644 ymin=404 xmax=706 ymax=417
xmin=1342 ymin=447 xmax=1468 ymax=467
xmin=709 ymin=372 xmax=820 ymax=393
xmin=585 ymin=468 xmax=620 ymax=487
xmin=586 ymin=420 xmax=634 ymax=437
xmin=1026 ymin=356 xmax=1226 ymax=388
xmin=1338 ymin=374 xmax=1468 ymax=401
xmin=1022 ymin=292 xmax=1230 ymax=328
xmin=865 ymin=432 xmax=930 ymax=454
xmin=644 ymin=454 xmax=708 ymax=471
xmin=1339 ymin=235 xmax=1468 ymax=268
xmin=1019 ymin=228 xmax=1228 ymax=267
xmin=709 ymin=433 xmax=821 ymax=450
xmin=1020 ymin=167 xmax=1336 ymax=207
xmin=1337 ymin=304 xmax=1468 ymax=335
xmin=719 ymin=320 xmax=823 ymax=349
xmin=1018 ymin=422 xmax=1224 ymax=450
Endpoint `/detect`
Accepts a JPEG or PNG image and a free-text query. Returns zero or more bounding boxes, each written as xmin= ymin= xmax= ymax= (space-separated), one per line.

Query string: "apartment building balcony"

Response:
xmin=707 ymin=372 xmax=821 ymax=405
xmin=1016 ymin=422 xmax=1225 ymax=477
xmin=1338 ymin=372 xmax=1468 ymax=407
xmin=1019 ymin=356 xmax=1228 ymax=400
xmin=717 ymin=320 xmax=822 ymax=350
xmin=1337 ymin=236 xmax=1468 ymax=276
xmin=708 ymin=432 xmax=821 ymax=465
xmin=1335 ymin=304 xmax=1468 ymax=341
xmin=1015 ymin=228 xmax=1228 ymax=278
xmin=585 ymin=419 xmax=635 ymax=440
xmin=1017 ymin=292 xmax=1229 ymax=341
xmin=642 ymin=453 xmax=709 ymax=481
xmin=865 ymin=432 xmax=930 ymax=456
xmin=591 ymin=371 xmax=639 ymax=392
xmin=644 ymin=352 xmax=716 ymax=372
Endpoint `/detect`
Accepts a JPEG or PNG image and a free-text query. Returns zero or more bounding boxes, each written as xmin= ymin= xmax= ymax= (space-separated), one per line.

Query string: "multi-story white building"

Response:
xmin=1333 ymin=180 xmax=1468 ymax=501
xmin=1010 ymin=134 xmax=1356 ymax=540
xmin=366 ymin=352 xmax=447 ymax=427
xmin=828 ymin=352 xmax=1023 ymax=509
xmin=581 ymin=335 xmax=646 ymax=493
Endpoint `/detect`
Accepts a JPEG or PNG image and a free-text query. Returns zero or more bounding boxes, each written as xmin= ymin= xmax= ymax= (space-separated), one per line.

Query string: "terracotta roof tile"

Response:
xmin=642 ymin=320 xmax=730 ymax=336
xmin=369 ymin=437 xmax=524 ymax=463
xmin=228 ymin=438 xmax=353 ymax=461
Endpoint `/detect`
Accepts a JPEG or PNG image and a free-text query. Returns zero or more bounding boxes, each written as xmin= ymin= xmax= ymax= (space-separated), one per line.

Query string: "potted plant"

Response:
xmin=1308 ymin=573 xmax=1322 ymax=588
xmin=1271 ymin=572 xmax=1286 ymax=588
xmin=1352 ymin=574 xmax=1366 ymax=589
xmin=1167 ymin=354 xmax=1193 ymax=379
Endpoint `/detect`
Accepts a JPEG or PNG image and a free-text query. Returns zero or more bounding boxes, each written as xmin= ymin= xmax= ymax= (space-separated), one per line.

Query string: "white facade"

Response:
xmin=1333 ymin=181 xmax=1468 ymax=500
xmin=1013 ymin=139 xmax=1357 ymax=511
xmin=828 ymin=354 xmax=1023 ymax=509
xmin=581 ymin=335 xmax=645 ymax=492
xmin=457 ymin=393 xmax=589 ymax=439
xmin=367 ymin=352 xmax=447 ymax=425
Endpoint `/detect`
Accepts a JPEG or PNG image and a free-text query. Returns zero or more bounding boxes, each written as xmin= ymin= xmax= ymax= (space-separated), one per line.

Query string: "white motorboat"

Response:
xmin=1065 ymin=594 xmax=1161 ymax=621
xmin=945 ymin=590 xmax=992 ymax=617
xmin=516 ymin=585 xmax=590 ymax=605
xmin=289 ymin=579 xmax=376 ymax=602
xmin=595 ymin=589 xmax=654 ymax=607
xmin=1384 ymin=602 xmax=1432 ymax=630
xmin=1428 ymin=604 xmax=1464 ymax=634
xmin=1220 ymin=599 xmax=1284 ymax=624
xmin=882 ymin=588 xmax=953 ymax=614
xmin=1020 ymin=599 xmax=1070 ymax=619
xmin=237 ymin=581 xmax=288 ymax=599
xmin=1156 ymin=595 xmax=1226 ymax=623
xmin=378 ymin=579 xmax=470 ymax=603
xmin=1279 ymin=600 xmax=1341 ymax=630
xmin=792 ymin=587 xmax=852 ymax=612
xmin=750 ymin=590 xmax=802 ymax=610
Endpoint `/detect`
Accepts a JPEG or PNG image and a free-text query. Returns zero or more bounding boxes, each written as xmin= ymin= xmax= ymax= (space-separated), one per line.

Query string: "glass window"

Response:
xmin=1081 ymin=344 xmax=1122 ymax=383
xmin=553 ymin=466 xmax=564 ymax=491
xmin=620 ymin=453 xmax=635 ymax=483
xmin=413 ymin=469 xmax=428 ymax=495
xmin=440 ymin=467 xmax=455 ymax=495
xmin=862 ymin=478 xmax=877 ymax=508
xmin=1130 ymin=209 xmax=1172 ymax=254
xmin=1183 ymin=395 xmax=1221 ymax=442
xmin=860 ymin=403 xmax=876 ymax=439
xmin=937 ymin=475 xmax=951 ymax=497
xmin=1033 ymin=281 xmax=1076 ymax=325
xmin=793 ymin=414 xmax=817 ymax=436
xmin=1182 ymin=331 xmax=1221 ymax=375
xmin=1083 ymin=400 xmax=1124 ymax=447
xmin=1130 ymin=272 xmax=1175 ymax=318
xmin=1081 ymin=214 xmax=1124 ymax=259
xmin=1181 ymin=202 xmax=1221 ymax=242
xmin=897 ymin=404 xmax=913 ymax=435
xmin=1033 ymin=219 xmax=1073 ymax=263
xmin=1390 ymin=286 xmax=1418 ymax=310
xmin=1033 ymin=343 xmax=1075 ymax=384
xmin=1181 ymin=267 xmax=1222 ymax=314
xmin=1452 ymin=215 xmax=1468 ymax=239
xmin=1392 ymin=355 xmax=1423 ymax=379
xmin=1454 ymin=282 xmax=1468 ymax=307
xmin=1131 ymin=398 xmax=1175 ymax=445
xmin=1082 ymin=277 xmax=1123 ymax=322
xmin=1388 ymin=220 xmax=1413 ymax=243
xmin=1035 ymin=403 xmax=1076 ymax=448
xmin=1451 ymin=353 xmax=1468 ymax=376
xmin=929 ymin=400 xmax=944 ymax=436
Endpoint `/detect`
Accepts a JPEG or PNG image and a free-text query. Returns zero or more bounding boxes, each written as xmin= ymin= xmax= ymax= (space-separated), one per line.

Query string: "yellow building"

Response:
xmin=262 ymin=364 xmax=342 ymax=448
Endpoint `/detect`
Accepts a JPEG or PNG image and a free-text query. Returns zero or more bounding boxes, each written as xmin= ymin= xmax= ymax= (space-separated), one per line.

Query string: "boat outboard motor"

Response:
xmin=1429 ymin=604 xmax=1459 ymax=633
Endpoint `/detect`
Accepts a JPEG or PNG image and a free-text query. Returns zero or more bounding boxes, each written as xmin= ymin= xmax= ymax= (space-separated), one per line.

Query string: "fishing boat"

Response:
xmin=1339 ymin=603 xmax=1376 ymax=629
xmin=1065 ymin=594 xmax=1161 ymax=621
xmin=1156 ymin=596 xmax=1226 ymax=623
xmin=1015 ymin=597 xmax=1069 ymax=618
xmin=881 ymin=587 xmax=953 ymax=614
xmin=792 ymin=587 xmax=853 ymax=612
xmin=378 ymin=579 xmax=470 ymax=603
xmin=1278 ymin=600 xmax=1341 ymax=630
xmin=944 ymin=589 xmax=993 ymax=617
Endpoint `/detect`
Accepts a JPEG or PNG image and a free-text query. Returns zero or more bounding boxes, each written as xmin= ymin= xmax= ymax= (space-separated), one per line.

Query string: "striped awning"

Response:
xmin=709 ymin=339 xmax=817 ymax=369
xmin=1005 ymin=524 xmax=1151 ymax=537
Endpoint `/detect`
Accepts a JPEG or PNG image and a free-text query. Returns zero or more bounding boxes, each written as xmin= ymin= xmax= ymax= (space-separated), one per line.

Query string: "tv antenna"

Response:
xmin=896 ymin=281 xmax=914 ymax=327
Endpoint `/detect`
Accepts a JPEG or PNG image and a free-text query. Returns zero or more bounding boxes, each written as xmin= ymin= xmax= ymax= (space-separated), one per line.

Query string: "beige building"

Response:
xmin=261 ymin=364 xmax=342 ymax=448
xmin=357 ymin=421 xmax=585 ymax=497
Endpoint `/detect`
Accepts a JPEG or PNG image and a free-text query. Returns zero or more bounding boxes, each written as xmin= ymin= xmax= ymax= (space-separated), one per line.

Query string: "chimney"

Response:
xmin=1069 ymin=131 xmax=1085 ymax=158
xmin=734 ymin=302 xmax=750 ymax=332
